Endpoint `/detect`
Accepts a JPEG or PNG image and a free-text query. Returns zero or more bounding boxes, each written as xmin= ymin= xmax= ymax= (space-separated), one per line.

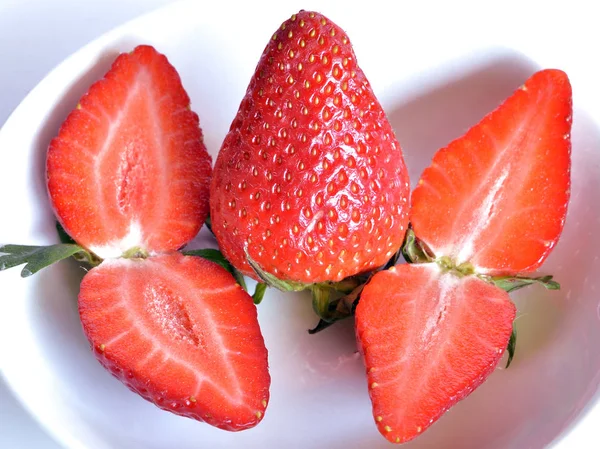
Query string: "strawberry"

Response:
xmin=410 ymin=69 xmax=572 ymax=275
xmin=355 ymin=264 xmax=516 ymax=444
xmin=47 ymin=45 xmax=212 ymax=259
xmin=78 ymin=252 xmax=270 ymax=431
xmin=210 ymin=10 xmax=410 ymax=285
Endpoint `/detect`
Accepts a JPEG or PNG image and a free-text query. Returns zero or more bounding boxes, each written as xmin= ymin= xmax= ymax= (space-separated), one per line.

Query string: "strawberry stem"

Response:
xmin=252 ymin=283 xmax=267 ymax=304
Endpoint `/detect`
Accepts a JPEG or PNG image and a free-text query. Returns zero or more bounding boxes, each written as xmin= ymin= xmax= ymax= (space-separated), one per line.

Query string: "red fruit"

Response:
xmin=47 ymin=45 xmax=212 ymax=258
xmin=210 ymin=11 xmax=410 ymax=284
xmin=410 ymin=69 xmax=572 ymax=275
xmin=78 ymin=253 xmax=270 ymax=431
xmin=355 ymin=263 xmax=515 ymax=444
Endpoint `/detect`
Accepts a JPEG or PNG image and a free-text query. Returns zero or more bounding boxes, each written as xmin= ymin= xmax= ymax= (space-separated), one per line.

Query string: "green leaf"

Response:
xmin=311 ymin=284 xmax=332 ymax=319
xmin=183 ymin=248 xmax=248 ymax=291
xmin=308 ymin=319 xmax=334 ymax=334
xmin=401 ymin=228 xmax=434 ymax=264
xmin=56 ymin=221 xmax=76 ymax=244
xmin=232 ymin=268 xmax=248 ymax=292
xmin=182 ymin=248 xmax=233 ymax=273
xmin=55 ymin=222 xmax=103 ymax=265
xmin=506 ymin=326 xmax=517 ymax=368
xmin=204 ymin=215 xmax=214 ymax=235
xmin=183 ymin=248 xmax=230 ymax=268
xmin=491 ymin=275 xmax=560 ymax=293
xmin=308 ymin=283 xmax=365 ymax=334
xmin=315 ymin=277 xmax=362 ymax=295
xmin=0 ymin=244 xmax=91 ymax=277
xmin=252 ymin=283 xmax=267 ymax=304
xmin=245 ymin=248 xmax=307 ymax=292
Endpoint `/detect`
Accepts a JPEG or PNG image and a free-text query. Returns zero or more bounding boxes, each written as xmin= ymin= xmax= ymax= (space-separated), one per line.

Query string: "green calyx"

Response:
xmin=506 ymin=325 xmax=517 ymax=368
xmin=243 ymin=225 xmax=560 ymax=347
xmin=408 ymin=231 xmax=562 ymax=294
xmin=486 ymin=274 xmax=560 ymax=293
xmin=402 ymin=227 xmax=434 ymax=264
xmin=435 ymin=255 xmax=476 ymax=277
xmin=121 ymin=246 xmax=149 ymax=259
xmin=245 ymin=248 xmax=308 ymax=292
xmin=0 ymin=243 xmax=100 ymax=277
xmin=308 ymin=282 xmax=365 ymax=334
xmin=0 ymin=222 xmax=102 ymax=277
xmin=244 ymin=246 xmax=374 ymax=332
xmin=433 ymin=258 xmax=560 ymax=294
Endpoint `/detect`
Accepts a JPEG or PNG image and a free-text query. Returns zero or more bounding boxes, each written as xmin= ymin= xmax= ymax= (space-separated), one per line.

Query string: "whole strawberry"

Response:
xmin=210 ymin=10 xmax=410 ymax=285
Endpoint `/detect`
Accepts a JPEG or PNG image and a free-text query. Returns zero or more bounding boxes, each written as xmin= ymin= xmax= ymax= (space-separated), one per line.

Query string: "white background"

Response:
xmin=0 ymin=2 xmax=175 ymax=447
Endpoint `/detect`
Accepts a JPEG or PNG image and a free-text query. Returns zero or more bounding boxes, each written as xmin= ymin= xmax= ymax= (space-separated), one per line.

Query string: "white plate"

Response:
xmin=1 ymin=1 xmax=600 ymax=448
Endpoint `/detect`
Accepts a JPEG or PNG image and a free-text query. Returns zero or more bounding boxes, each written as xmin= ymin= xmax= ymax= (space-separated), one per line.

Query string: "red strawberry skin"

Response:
xmin=210 ymin=11 xmax=410 ymax=284
xmin=410 ymin=69 xmax=572 ymax=275
xmin=78 ymin=253 xmax=270 ymax=431
xmin=355 ymin=263 xmax=515 ymax=443
xmin=47 ymin=45 xmax=212 ymax=258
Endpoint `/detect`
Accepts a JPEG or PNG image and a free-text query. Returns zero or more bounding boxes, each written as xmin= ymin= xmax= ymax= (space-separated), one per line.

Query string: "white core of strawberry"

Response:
xmin=454 ymin=166 xmax=510 ymax=269
xmin=422 ymin=264 xmax=458 ymax=345
xmin=89 ymin=221 xmax=146 ymax=259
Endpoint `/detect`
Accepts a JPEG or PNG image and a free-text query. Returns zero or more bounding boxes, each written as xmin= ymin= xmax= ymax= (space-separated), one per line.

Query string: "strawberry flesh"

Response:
xmin=78 ymin=253 xmax=270 ymax=431
xmin=47 ymin=45 xmax=212 ymax=258
xmin=410 ymin=69 xmax=572 ymax=275
xmin=355 ymin=263 xmax=515 ymax=443
xmin=210 ymin=11 xmax=410 ymax=284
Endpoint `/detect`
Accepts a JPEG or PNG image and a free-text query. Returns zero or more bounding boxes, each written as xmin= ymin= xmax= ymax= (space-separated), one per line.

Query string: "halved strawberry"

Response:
xmin=410 ymin=69 xmax=572 ymax=275
xmin=78 ymin=252 xmax=270 ymax=431
xmin=355 ymin=263 xmax=515 ymax=443
xmin=47 ymin=45 xmax=212 ymax=259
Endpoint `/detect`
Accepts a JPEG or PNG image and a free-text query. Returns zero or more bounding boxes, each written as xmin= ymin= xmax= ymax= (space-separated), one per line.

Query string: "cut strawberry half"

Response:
xmin=355 ymin=263 xmax=515 ymax=444
xmin=47 ymin=45 xmax=212 ymax=258
xmin=410 ymin=69 xmax=572 ymax=275
xmin=78 ymin=253 xmax=270 ymax=431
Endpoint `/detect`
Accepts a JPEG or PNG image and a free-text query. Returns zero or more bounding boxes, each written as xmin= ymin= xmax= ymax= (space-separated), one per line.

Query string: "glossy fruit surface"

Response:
xmin=411 ymin=69 xmax=572 ymax=275
xmin=210 ymin=11 xmax=410 ymax=284
xmin=78 ymin=253 xmax=270 ymax=431
xmin=355 ymin=263 xmax=516 ymax=443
